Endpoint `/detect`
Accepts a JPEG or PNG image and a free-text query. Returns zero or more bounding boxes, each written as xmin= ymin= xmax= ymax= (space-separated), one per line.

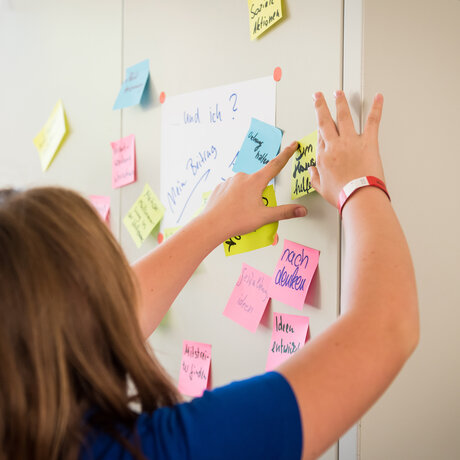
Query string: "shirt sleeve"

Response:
xmin=138 ymin=371 xmax=303 ymax=460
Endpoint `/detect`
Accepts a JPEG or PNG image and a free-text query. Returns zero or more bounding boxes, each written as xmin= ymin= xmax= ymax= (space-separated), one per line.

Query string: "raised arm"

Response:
xmin=133 ymin=141 xmax=307 ymax=339
xmin=278 ymin=92 xmax=419 ymax=460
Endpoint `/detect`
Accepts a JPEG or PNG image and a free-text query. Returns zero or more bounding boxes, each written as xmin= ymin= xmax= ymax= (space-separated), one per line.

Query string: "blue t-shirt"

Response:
xmin=80 ymin=371 xmax=302 ymax=460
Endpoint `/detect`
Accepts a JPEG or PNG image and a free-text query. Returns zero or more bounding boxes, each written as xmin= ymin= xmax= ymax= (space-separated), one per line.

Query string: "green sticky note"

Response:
xmin=291 ymin=131 xmax=317 ymax=199
xmin=124 ymin=184 xmax=165 ymax=248
xmin=223 ymin=185 xmax=278 ymax=256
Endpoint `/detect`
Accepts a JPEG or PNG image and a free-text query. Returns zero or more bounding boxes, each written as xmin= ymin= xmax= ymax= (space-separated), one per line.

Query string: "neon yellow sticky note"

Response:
xmin=33 ymin=100 xmax=67 ymax=171
xmin=193 ymin=190 xmax=212 ymax=218
xmin=223 ymin=185 xmax=278 ymax=256
xmin=163 ymin=226 xmax=181 ymax=239
xmin=291 ymin=131 xmax=317 ymax=200
xmin=248 ymin=0 xmax=283 ymax=40
xmin=124 ymin=184 xmax=165 ymax=248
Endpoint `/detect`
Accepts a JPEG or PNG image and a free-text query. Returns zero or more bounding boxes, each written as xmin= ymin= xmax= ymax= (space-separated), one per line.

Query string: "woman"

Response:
xmin=0 ymin=92 xmax=418 ymax=460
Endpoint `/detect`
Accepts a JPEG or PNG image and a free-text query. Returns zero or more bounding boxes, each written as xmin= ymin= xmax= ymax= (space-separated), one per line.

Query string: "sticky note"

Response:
xmin=178 ymin=341 xmax=212 ymax=397
xmin=223 ymin=263 xmax=271 ymax=333
xmin=266 ymin=312 xmax=309 ymax=371
xmin=232 ymin=118 xmax=283 ymax=175
xmin=223 ymin=185 xmax=278 ymax=256
xmin=123 ymin=184 xmax=165 ymax=248
xmin=193 ymin=191 xmax=212 ymax=218
xmin=291 ymin=131 xmax=317 ymax=199
xmin=111 ymin=134 xmax=136 ymax=188
xmin=113 ymin=59 xmax=150 ymax=110
xmin=248 ymin=0 xmax=283 ymax=40
xmin=89 ymin=195 xmax=110 ymax=224
xmin=33 ymin=100 xmax=67 ymax=171
xmin=270 ymin=239 xmax=320 ymax=310
xmin=163 ymin=226 xmax=181 ymax=239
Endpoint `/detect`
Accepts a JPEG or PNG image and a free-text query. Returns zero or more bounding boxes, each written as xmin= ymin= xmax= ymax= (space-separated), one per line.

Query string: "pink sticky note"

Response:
xmin=178 ymin=341 xmax=212 ymax=398
xmin=89 ymin=195 xmax=110 ymax=224
xmin=270 ymin=239 xmax=320 ymax=310
xmin=223 ymin=263 xmax=271 ymax=333
xmin=266 ymin=312 xmax=309 ymax=371
xmin=111 ymin=134 xmax=136 ymax=188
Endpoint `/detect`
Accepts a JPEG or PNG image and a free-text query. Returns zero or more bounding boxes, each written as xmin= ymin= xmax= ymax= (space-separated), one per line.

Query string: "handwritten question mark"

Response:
xmin=229 ymin=93 xmax=238 ymax=120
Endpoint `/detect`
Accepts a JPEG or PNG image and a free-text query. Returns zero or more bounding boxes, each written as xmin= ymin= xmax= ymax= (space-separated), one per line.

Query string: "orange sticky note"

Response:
xmin=266 ymin=312 xmax=309 ymax=371
xmin=111 ymin=134 xmax=136 ymax=188
xmin=178 ymin=341 xmax=212 ymax=398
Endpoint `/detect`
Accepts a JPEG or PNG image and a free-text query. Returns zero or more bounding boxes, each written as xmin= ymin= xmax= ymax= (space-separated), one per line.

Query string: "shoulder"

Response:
xmin=80 ymin=372 xmax=302 ymax=460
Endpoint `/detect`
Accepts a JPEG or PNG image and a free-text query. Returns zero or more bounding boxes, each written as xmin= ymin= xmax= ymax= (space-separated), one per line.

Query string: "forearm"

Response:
xmin=341 ymin=187 xmax=419 ymax=351
xmin=280 ymin=189 xmax=419 ymax=460
xmin=278 ymin=92 xmax=420 ymax=460
xmin=132 ymin=142 xmax=303 ymax=340
xmin=133 ymin=213 xmax=224 ymax=339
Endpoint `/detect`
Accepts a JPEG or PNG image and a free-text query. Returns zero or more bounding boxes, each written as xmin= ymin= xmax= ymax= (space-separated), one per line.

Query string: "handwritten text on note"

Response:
xmin=223 ymin=185 xmax=278 ymax=256
xmin=291 ymin=131 xmax=317 ymax=199
xmin=33 ymin=99 xmax=67 ymax=171
xmin=123 ymin=184 xmax=165 ymax=248
xmin=270 ymin=239 xmax=320 ymax=310
xmin=178 ymin=341 xmax=212 ymax=397
xmin=160 ymin=76 xmax=276 ymax=230
xmin=232 ymin=118 xmax=283 ymax=175
xmin=111 ymin=134 xmax=136 ymax=188
xmin=113 ymin=59 xmax=150 ymax=109
xmin=266 ymin=312 xmax=309 ymax=370
xmin=248 ymin=0 xmax=283 ymax=40
xmin=223 ymin=263 xmax=271 ymax=332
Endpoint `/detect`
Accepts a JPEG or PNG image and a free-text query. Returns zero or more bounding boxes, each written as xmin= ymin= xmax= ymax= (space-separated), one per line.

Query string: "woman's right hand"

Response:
xmin=308 ymin=91 xmax=385 ymax=208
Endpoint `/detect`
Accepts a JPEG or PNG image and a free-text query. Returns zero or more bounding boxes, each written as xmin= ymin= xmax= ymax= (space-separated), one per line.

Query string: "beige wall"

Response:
xmin=360 ymin=1 xmax=460 ymax=458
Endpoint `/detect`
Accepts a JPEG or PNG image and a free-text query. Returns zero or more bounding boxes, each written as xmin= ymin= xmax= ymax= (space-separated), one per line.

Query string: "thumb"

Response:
xmin=309 ymin=166 xmax=321 ymax=191
xmin=265 ymin=204 xmax=307 ymax=224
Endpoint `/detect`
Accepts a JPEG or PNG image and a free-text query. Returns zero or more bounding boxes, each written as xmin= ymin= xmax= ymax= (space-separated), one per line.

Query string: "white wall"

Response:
xmin=0 ymin=0 xmax=123 ymax=239
xmin=360 ymin=1 xmax=460 ymax=458
xmin=0 ymin=2 xmax=343 ymax=459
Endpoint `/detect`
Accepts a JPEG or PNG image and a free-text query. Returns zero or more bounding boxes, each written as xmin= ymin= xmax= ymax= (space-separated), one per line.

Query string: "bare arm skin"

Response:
xmin=133 ymin=141 xmax=307 ymax=339
xmin=278 ymin=92 xmax=419 ymax=460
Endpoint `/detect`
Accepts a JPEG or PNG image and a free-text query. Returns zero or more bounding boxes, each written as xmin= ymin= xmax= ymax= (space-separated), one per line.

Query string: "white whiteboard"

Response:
xmin=160 ymin=76 xmax=275 ymax=229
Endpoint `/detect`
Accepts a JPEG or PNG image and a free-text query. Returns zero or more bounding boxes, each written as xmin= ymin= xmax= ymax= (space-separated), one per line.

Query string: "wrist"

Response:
xmin=341 ymin=184 xmax=392 ymax=220
xmin=338 ymin=176 xmax=390 ymax=217
xmin=193 ymin=209 xmax=229 ymax=248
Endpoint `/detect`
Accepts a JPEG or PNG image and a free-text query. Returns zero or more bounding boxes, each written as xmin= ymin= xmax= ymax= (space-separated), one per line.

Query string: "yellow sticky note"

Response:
xmin=33 ymin=100 xmax=67 ymax=171
xmin=163 ymin=226 xmax=181 ymax=239
xmin=248 ymin=0 xmax=283 ymax=40
xmin=223 ymin=185 xmax=278 ymax=256
xmin=193 ymin=191 xmax=212 ymax=218
xmin=124 ymin=184 xmax=165 ymax=248
xmin=291 ymin=131 xmax=317 ymax=200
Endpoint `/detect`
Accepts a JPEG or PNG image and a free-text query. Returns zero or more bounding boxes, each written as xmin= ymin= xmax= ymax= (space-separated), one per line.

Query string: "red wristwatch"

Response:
xmin=338 ymin=176 xmax=390 ymax=217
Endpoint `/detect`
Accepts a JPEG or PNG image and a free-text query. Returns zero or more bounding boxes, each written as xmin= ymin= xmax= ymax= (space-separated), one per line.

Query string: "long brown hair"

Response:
xmin=0 ymin=187 xmax=180 ymax=460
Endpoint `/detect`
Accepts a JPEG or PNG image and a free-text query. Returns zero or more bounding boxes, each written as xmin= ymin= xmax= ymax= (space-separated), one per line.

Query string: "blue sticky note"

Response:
xmin=232 ymin=118 xmax=283 ymax=174
xmin=113 ymin=60 xmax=150 ymax=110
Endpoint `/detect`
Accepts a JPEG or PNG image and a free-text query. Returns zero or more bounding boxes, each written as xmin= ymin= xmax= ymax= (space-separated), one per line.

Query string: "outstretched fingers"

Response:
xmin=364 ymin=93 xmax=384 ymax=139
xmin=334 ymin=90 xmax=356 ymax=135
xmin=264 ymin=203 xmax=307 ymax=224
xmin=254 ymin=140 xmax=299 ymax=185
xmin=313 ymin=92 xmax=338 ymax=142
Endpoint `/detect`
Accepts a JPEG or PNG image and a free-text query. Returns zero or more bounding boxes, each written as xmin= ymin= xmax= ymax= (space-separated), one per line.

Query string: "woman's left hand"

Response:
xmin=203 ymin=140 xmax=307 ymax=240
